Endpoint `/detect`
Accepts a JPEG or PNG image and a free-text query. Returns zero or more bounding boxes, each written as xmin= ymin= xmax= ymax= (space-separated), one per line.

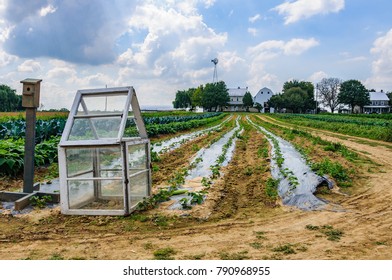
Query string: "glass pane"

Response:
xmin=68 ymin=179 xmax=124 ymax=210
xmin=124 ymin=117 xmax=139 ymax=137
xmin=77 ymin=94 xmax=129 ymax=115
xmin=99 ymin=147 xmax=122 ymax=178
xmin=66 ymin=148 xmax=93 ymax=177
xmin=128 ymin=144 xmax=148 ymax=173
xmin=66 ymin=147 xmax=122 ymax=177
xmin=68 ymin=117 xmax=122 ymax=140
xmin=129 ymin=171 xmax=149 ymax=208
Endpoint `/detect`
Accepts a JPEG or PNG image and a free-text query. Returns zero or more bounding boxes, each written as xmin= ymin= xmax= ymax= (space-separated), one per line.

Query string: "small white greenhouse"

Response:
xmin=58 ymin=87 xmax=151 ymax=215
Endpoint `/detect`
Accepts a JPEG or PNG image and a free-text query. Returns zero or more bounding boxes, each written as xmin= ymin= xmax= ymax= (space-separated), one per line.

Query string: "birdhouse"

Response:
xmin=21 ymin=78 xmax=42 ymax=108
xmin=58 ymin=87 xmax=151 ymax=215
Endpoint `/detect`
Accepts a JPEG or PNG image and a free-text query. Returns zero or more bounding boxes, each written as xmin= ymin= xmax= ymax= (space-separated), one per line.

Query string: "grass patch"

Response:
xmin=306 ymin=224 xmax=344 ymax=241
xmin=219 ymin=250 xmax=249 ymax=260
xmin=153 ymin=247 xmax=176 ymax=260
xmin=249 ymin=242 xmax=263 ymax=249
xmin=272 ymin=244 xmax=296 ymax=255
xmin=265 ymin=178 xmax=279 ymax=199
xmin=49 ymin=253 xmax=64 ymax=260
xmin=311 ymin=158 xmax=352 ymax=187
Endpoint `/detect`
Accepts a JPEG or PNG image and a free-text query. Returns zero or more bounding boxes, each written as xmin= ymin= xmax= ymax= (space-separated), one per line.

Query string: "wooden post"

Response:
xmin=23 ymin=107 xmax=37 ymax=193
xmin=21 ymin=78 xmax=42 ymax=193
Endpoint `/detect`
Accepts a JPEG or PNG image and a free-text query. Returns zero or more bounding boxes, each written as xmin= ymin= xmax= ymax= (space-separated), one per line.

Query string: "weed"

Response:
xmin=255 ymin=231 xmax=267 ymax=240
xmin=30 ymin=195 xmax=52 ymax=209
xmin=272 ymin=244 xmax=296 ymax=255
xmin=311 ymin=158 xmax=351 ymax=186
xmin=306 ymin=224 xmax=344 ymax=241
xmin=244 ymin=166 xmax=253 ymax=176
xmin=188 ymin=191 xmax=205 ymax=205
xmin=152 ymin=215 xmax=169 ymax=227
xmin=265 ymin=178 xmax=279 ymax=199
xmin=152 ymin=165 xmax=159 ymax=172
xmin=219 ymin=250 xmax=249 ymax=260
xmin=143 ymin=242 xmax=154 ymax=250
xmin=179 ymin=197 xmax=192 ymax=209
xmin=186 ymin=253 xmax=205 ymax=260
xmin=153 ymin=247 xmax=176 ymax=260
xmin=49 ymin=253 xmax=64 ymax=260
xmin=192 ymin=144 xmax=200 ymax=152
xmin=130 ymin=214 xmax=150 ymax=222
xmin=249 ymin=242 xmax=263 ymax=249
xmin=321 ymin=225 xmax=343 ymax=241
xmin=151 ymin=150 xmax=161 ymax=162
xmin=305 ymin=224 xmax=320 ymax=231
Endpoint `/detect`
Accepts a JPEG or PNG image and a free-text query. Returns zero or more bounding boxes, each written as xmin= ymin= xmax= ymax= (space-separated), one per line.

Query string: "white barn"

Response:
xmin=253 ymin=87 xmax=275 ymax=113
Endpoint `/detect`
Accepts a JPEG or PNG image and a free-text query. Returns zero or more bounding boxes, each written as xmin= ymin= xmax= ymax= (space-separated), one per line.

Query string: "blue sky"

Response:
xmin=0 ymin=0 xmax=391 ymax=109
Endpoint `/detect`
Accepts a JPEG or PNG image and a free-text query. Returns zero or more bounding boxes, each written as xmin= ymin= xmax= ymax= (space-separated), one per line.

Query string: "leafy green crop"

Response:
xmin=0 ymin=137 xmax=60 ymax=176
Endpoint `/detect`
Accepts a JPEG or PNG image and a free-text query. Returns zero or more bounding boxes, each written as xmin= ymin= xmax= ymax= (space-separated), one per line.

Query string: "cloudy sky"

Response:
xmin=1 ymin=0 xmax=391 ymax=109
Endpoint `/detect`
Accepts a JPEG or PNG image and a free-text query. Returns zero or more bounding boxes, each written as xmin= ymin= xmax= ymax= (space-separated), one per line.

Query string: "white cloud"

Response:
xmin=17 ymin=59 xmax=41 ymax=72
xmin=248 ymin=28 xmax=258 ymax=37
xmin=273 ymin=0 xmax=345 ymax=25
xmin=309 ymin=71 xmax=328 ymax=83
xmin=0 ymin=49 xmax=16 ymax=67
xmin=283 ymin=38 xmax=319 ymax=55
xmin=39 ymin=4 xmax=57 ymax=17
xmin=249 ymin=14 xmax=261 ymax=23
xmin=125 ymin=2 xmax=227 ymax=83
xmin=248 ymin=38 xmax=319 ymax=60
xmin=366 ymin=29 xmax=392 ymax=90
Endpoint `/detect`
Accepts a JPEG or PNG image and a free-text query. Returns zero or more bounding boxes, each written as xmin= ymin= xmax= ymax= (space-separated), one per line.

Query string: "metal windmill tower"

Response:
xmin=211 ymin=58 xmax=218 ymax=83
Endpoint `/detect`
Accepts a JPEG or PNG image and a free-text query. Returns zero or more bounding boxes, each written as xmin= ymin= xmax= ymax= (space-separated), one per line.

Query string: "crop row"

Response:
xmin=142 ymin=112 xmax=222 ymax=125
xmin=270 ymin=114 xmax=392 ymax=142
xmin=0 ymin=137 xmax=59 ymax=176
xmin=0 ymin=119 xmax=66 ymax=143
xmin=0 ymin=112 xmax=224 ymax=142
xmin=125 ymin=113 xmax=227 ymax=137
xmin=275 ymin=113 xmax=391 ymax=127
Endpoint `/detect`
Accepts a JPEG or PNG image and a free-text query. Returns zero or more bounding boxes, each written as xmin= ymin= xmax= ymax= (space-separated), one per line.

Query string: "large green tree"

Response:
xmin=0 ymin=84 xmax=22 ymax=112
xmin=173 ymin=89 xmax=192 ymax=109
xmin=242 ymin=91 xmax=254 ymax=111
xmin=202 ymin=81 xmax=229 ymax=111
xmin=338 ymin=79 xmax=370 ymax=113
xmin=272 ymin=80 xmax=315 ymax=113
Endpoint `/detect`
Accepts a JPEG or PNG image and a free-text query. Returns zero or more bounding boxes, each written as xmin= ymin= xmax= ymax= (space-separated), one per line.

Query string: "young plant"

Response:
xmin=29 ymin=195 xmax=52 ymax=209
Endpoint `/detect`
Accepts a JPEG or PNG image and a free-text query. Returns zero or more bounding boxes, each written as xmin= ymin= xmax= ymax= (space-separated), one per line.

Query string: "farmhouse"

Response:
xmin=224 ymin=86 xmax=275 ymax=112
xmin=224 ymin=87 xmax=248 ymax=112
xmin=363 ymin=91 xmax=390 ymax=114
xmin=253 ymin=87 xmax=275 ymax=113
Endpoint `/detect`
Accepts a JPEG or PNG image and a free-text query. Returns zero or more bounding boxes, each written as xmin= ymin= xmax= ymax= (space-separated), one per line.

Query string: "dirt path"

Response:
xmin=1 ymin=115 xmax=391 ymax=260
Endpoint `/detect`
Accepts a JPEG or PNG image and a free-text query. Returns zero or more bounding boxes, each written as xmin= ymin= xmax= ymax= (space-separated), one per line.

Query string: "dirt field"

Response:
xmin=0 ymin=114 xmax=391 ymax=260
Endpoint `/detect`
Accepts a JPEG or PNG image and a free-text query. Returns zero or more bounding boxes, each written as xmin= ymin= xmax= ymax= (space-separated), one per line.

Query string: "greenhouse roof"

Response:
xmin=60 ymin=87 xmax=147 ymax=146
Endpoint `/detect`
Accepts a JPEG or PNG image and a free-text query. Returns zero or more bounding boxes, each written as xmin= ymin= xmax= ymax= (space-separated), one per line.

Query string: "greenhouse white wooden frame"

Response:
xmin=58 ymin=87 xmax=151 ymax=215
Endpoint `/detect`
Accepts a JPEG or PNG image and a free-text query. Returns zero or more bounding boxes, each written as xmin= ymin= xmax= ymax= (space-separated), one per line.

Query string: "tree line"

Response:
xmin=0 ymin=84 xmax=23 ymax=111
xmin=173 ymin=81 xmax=230 ymax=111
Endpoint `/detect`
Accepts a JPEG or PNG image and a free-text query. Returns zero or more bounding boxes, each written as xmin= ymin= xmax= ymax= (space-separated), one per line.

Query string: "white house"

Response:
xmin=363 ymin=91 xmax=390 ymax=114
xmin=225 ymin=87 xmax=248 ymax=111
xmin=253 ymin=87 xmax=275 ymax=113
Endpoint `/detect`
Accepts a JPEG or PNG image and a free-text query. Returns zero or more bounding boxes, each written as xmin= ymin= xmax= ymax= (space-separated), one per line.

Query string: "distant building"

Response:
xmin=253 ymin=87 xmax=275 ymax=113
xmin=363 ymin=91 xmax=390 ymax=114
xmin=224 ymin=87 xmax=248 ymax=112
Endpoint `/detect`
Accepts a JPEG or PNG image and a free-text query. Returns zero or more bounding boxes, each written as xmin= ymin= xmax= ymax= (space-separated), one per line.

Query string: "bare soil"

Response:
xmin=0 ymin=114 xmax=391 ymax=260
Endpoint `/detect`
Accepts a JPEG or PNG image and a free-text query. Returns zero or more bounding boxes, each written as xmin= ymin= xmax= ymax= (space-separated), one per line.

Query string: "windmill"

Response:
xmin=211 ymin=58 xmax=218 ymax=83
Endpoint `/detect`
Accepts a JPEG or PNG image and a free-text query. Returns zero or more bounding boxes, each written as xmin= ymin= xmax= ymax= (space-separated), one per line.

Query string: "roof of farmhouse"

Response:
xmin=369 ymin=91 xmax=390 ymax=101
xmin=228 ymin=87 xmax=248 ymax=97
